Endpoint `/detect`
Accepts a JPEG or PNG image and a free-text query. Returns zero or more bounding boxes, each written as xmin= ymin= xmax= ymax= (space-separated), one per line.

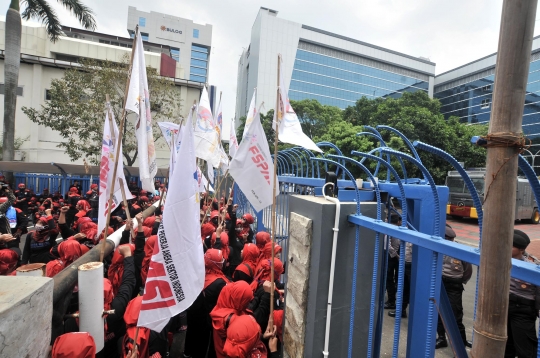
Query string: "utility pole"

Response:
xmin=472 ymin=1 xmax=537 ymax=357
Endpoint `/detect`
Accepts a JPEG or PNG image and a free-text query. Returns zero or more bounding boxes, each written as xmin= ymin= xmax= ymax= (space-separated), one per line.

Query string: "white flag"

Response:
xmin=98 ymin=110 xmax=133 ymax=236
xmin=138 ymin=107 xmax=204 ymax=332
xmin=242 ymin=88 xmax=257 ymax=139
xmin=125 ymin=29 xmax=158 ymax=192
xmin=229 ymin=106 xmax=278 ymax=212
xmin=194 ymin=87 xmax=222 ymax=168
xmin=229 ymin=118 xmax=239 ymax=158
xmin=214 ymin=94 xmax=223 ymax=140
xmin=158 ymin=122 xmax=182 ymax=150
xmin=273 ymin=57 xmax=322 ymax=153
xmin=207 ymin=164 xmax=214 ymax=184
xmin=197 ymin=167 xmax=214 ymax=193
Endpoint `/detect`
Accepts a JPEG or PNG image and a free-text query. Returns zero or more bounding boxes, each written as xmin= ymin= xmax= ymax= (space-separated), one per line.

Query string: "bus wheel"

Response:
xmin=531 ymin=209 xmax=540 ymax=224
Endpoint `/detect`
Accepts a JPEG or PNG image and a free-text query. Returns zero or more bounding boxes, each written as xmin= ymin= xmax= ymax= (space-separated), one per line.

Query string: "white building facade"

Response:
xmin=0 ymin=8 xmax=211 ymax=167
xmin=235 ymin=7 xmax=436 ymax=124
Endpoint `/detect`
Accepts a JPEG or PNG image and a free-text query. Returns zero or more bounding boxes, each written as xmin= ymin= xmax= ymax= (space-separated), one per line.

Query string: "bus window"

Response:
xmin=471 ymin=178 xmax=485 ymax=195
xmin=447 ymin=177 xmax=465 ymax=193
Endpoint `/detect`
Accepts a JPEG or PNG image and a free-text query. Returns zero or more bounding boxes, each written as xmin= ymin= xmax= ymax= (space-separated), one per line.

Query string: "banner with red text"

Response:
xmin=138 ymin=106 xmax=204 ymax=332
xmin=229 ymin=106 xmax=278 ymax=212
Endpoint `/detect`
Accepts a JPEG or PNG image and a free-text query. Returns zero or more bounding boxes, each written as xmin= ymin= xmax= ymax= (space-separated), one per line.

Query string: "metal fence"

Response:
xmin=13 ymin=173 xmax=167 ymax=196
xmin=235 ymin=127 xmax=540 ymax=358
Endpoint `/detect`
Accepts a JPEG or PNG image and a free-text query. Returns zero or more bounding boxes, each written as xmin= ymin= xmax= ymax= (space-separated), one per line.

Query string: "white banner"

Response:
xmin=194 ymin=87 xmax=222 ymax=168
xmin=138 ymin=105 xmax=204 ymax=332
xmin=229 ymin=106 xmax=278 ymax=212
xmin=273 ymin=56 xmax=322 ymax=153
xmin=158 ymin=122 xmax=181 ymax=150
xmin=214 ymin=94 xmax=223 ymax=141
xmin=197 ymin=167 xmax=214 ymax=193
xmin=98 ymin=110 xmax=133 ymax=236
xmin=125 ymin=28 xmax=158 ymax=191
xmin=242 ymin=88 xmax=257 ymax=139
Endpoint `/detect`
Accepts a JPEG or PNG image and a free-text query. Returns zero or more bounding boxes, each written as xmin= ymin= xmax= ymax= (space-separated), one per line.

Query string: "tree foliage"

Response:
xmin=234 ymin=94 xmax=488 ymax=184
xmin=23 ymin=56 xmax=183 ymax=166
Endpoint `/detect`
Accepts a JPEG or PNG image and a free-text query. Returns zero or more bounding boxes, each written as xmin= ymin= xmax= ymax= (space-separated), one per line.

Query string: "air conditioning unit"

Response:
xmin=13 ymin=150 xmax=26 ymax=161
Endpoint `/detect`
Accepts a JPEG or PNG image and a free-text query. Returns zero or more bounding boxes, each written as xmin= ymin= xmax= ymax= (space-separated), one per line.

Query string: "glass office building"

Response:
xmin=235 ymin=7 xmax=435 ymax=122
xmin=289 ymin=42 xmax=430 ymax=109
xmin=434 ymin=41 xmax=540 ymax=138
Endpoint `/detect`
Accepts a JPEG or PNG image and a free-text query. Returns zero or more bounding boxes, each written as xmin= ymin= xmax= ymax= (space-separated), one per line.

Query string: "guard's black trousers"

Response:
xmin=504 ymin=302 xmax=538 ymax=358
xmin=437 ymin=278 xmax=467 ymax=343
xmin=386 ymin=255 xmax=399 ymax=303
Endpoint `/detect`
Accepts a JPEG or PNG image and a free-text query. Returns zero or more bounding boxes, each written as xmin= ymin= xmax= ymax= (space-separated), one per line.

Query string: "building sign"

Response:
xmin=161 ymin=25 xmax=182 ymax=34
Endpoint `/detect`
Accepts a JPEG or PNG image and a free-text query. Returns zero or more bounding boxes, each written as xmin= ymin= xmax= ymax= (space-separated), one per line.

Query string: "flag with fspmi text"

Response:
xmin=138 ymin=107 xmax=204 ymax=332
xmin=229 ymin=106 xmax=278 ymax=212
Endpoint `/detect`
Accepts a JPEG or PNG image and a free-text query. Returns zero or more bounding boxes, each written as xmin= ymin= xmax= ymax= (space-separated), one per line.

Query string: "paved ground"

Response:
xmin=380 ymin=217 xmax=540 ymax=357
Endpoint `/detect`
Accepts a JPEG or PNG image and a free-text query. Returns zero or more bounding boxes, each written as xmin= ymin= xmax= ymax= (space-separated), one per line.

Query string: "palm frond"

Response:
xmin=56 ymin=0 xmax=96 ymax=31
xmin=21 ymin=0 xmax=63 ymax=42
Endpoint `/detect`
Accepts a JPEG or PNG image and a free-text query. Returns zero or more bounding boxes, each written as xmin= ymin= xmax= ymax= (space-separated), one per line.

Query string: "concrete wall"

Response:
xmin=284 ymin=195 xmax=381 ymax=358
xmin=0 ymin=276 xmax=53 ymax=357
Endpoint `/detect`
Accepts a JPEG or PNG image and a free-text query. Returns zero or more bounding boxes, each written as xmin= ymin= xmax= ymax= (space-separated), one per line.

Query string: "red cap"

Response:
xmin=139 ymin=196 xmax=149 ymax=203
xmin=90 ymin=184 xmax=98 ymax=190
xmin=18 ymin=183 xmax=25 ymax=188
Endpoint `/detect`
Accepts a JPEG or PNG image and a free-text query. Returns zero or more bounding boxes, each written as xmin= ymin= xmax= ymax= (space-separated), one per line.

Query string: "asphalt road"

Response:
xmin=380 ymin=217 xmax=540 ymax=357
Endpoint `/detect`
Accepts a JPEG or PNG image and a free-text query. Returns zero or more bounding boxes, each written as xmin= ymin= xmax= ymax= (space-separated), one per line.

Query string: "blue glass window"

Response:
xmin=190 ymin=58 xmax=207 ymax=67
xmin=171 ymin=48 xmax=180 ymax=62
xmin=190 ymin=74 xmax=206 ymax=82
xmin=141 ymin=32 xmax=149 ymax=42
xmin=190 ymin=67 xmax=207 ymax=76
xmin=192 ymin=45 xmax=208 ymax=53
xmin=193 ymin=29 xmax=199 ymax=38
xmin=191 ymin=51 xmax=208 ymax=60
xmin=139 ymin=17 xmax=146 ymax=27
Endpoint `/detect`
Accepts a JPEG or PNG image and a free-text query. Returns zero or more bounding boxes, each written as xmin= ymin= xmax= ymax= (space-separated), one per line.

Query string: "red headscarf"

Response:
xmin=98 ymin=227 xmax=114 ymax=242
xmin=204 ymin=249 xmax=228 ymax=290
xmin=0 ymin=249 xmax=19 ymax=275
xmin=210 ymin=281 xmax=255 ymax=358
xmin=273 ymin=309 xmax=284 ymax=343
xmin=79 ymin=222 xmax=99 ymax=244
xmin=255 ymin=232 xmax=270 ymax=250
xmin=234 ymin=243 xmax=259 ymax=280
xmin=201 ymin=223 xmax=215 ymax=239
xmin=143 ymin=215 xmax=156 ymax=228
xmin=69 ymin=187 xmax=79 ymax=194
xmin=122 ymin=296 xmax=150 ymax=358
xmin=108 ymin=244 xmax=135 ymax=296
xmin=261 ymin=241 xmax=282 ymax=261
xmin=251 ymin=258 xmax=284 ymax=292
xmin=141 ymin=235 xmax=157 ymax=284
xmin=212 ymin=232 xmax=230 ymax=260
xmin=223 ymin=315 xmax=267 ymax=358
xmin=75 ymin=200 xmax=91 ymax=216
xmin=33 ymin=216 xmax=56 ymax=243
xmin=52 ymin=332 xmax=96 ymax=358
xmin=242 ymin=214 xmax=255 ymax=225
xmin=46 ymin=259 xmax=64 ymax=278
xmin=58 ymin=239 xmax=83 ymax=266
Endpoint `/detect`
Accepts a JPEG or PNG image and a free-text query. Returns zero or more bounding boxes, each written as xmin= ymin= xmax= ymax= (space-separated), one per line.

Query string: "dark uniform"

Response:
xmin=505 ymin=230 xmax=539 ymax=358
xmin=436 ymin=225 xmax=472 ymax=349
xmin=14 ymin=186 xmax=32 ymax=214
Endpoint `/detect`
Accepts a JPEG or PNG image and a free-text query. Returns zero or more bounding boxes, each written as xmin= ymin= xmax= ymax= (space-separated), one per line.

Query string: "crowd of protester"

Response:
xmin=0 ymin=175 xmax=284 ymax=357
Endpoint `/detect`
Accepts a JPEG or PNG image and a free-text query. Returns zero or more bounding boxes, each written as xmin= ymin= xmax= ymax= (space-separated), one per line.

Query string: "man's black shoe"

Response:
xmin=435 ymin=338 xmax=448 ymax=349
xmin=388 ymin=309 xmax=407 ymax=318
xmin=464 ymin=340 xmax=472 ymax=348
xmin=384 ymin=301 xmax=396 ymax=309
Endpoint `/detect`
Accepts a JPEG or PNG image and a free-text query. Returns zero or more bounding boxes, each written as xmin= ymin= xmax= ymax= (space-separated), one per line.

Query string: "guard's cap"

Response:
xmin=513 ymin=229 xmax=531 ymax=250
xmin=445 ymin=225 xmax=456 ymax=240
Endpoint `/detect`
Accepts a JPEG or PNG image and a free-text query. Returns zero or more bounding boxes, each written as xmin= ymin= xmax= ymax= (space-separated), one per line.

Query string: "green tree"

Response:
xmin=3 ymin=0 xmax=96 ymax=183
xmin=342 ymin=91 xmax=488 ymax=183
xmin=22 ymin=56 xmax=182 ymax=166
xmin=289 ymin=99 xmax=343 ymax=139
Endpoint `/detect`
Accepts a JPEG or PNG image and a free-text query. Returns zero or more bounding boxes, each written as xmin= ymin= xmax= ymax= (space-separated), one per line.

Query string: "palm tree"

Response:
xmin=3 ymin=0 xmax=96 ymax=184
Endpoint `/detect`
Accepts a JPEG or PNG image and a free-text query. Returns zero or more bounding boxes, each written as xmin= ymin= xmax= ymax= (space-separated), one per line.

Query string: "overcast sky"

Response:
xmin=7 ymin=0 xmax=540 ymax=138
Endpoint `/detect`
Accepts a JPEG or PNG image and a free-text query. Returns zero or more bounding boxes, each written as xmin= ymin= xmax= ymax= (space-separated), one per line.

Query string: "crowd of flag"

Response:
xmin=98 ymin=29 xmax=322 ymax=331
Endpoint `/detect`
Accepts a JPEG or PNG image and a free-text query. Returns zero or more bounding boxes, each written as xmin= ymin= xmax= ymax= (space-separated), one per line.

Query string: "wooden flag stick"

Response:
xmin=100 ymin=27 xmax=139 ymax=262
xmin=118 ymin=178 xmax=131 ymax=223
xmin=268 ymin=54 xmax=282 ymax=329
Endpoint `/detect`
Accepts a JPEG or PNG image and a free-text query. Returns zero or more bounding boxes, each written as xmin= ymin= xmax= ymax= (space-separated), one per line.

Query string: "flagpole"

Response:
xmin=268 ymin=54 xmax=281 ymax=330
xmin=118 ymin=178 xmax=132 ymax=223
xmin=100 ymin=26 xmax=139 ymax=262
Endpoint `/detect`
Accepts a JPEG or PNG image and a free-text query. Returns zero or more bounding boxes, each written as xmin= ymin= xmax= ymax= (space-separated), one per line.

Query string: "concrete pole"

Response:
xmin=471 ymin=1 xmax=537 ymax=357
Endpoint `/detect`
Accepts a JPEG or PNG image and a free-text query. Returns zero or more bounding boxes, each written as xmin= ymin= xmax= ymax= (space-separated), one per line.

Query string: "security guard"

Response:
xmin=436 ymin=224 xmax=473 ymax=349
xmin=505 ymin=230 xmax=539 ymax=358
